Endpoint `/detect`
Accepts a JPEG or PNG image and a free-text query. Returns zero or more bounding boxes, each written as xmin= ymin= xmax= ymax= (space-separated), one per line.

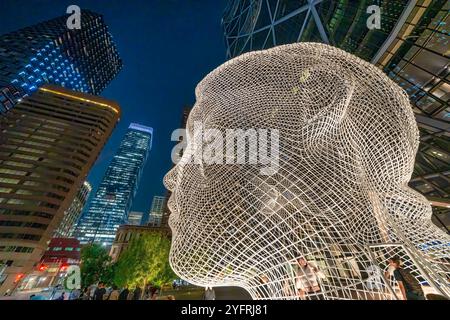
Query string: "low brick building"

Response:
xmin=109 ymin=224 xmax=170 ymax=263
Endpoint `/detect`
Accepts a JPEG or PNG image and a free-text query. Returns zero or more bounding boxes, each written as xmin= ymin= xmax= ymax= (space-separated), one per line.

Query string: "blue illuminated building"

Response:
xmin=0 ymin=10 xmax=122 ymax=114
xmin=73 ymin=123 xmax=153 ymax=246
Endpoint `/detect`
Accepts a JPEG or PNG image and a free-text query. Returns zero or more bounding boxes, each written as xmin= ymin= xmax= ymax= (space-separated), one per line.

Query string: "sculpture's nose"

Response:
xmin=163 ymin=166 xmax=179 ymax=192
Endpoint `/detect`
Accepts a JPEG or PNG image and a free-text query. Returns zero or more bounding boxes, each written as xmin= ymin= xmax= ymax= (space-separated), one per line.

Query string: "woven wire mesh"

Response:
xmin=164 ymin=43 xmax=450 ymax=300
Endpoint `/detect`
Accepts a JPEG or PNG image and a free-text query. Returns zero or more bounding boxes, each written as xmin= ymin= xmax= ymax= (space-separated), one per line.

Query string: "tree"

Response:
xmin=80 ymin=243 xmax=114 ymax=288
xmin=114 ymin=232 xmax=176 ymax=291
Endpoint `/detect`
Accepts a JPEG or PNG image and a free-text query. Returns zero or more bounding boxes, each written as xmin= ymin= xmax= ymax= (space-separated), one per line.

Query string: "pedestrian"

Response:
xmin=256 ymin=274 xmax=271 ymax=299
xmin=388 ymin=256 xmax=425 ymax=300
xmin=55 ymin=292 xmax=65 ymax=300
xmin=103 ymin=285 xmax=113 ymax=300
xmin=132 ymin=286 xmax=142 ymax=300
xmin=93 ymin=282 xmax=106 ymax=300
xmin=295 ymin=257 xmax=321 ymax=299
xmin=108 ymin=285 xmax=120 ymax=300
xmin=79 ymin=287 xmax=90 ymax=300
xmin=203 ymin=286 xmax=216 ymax=300
xmin=150 ymin=290 xmax=159 ymax=300
xmin=88 ymin=283 xmax=97 ymax=300
xmin=69 ymin=288 xmax=80 ymax=300
xmin=143 ymin=284 xmax=150 ymax=300
xmin=118 ymin=286 xmax=129 ymax=300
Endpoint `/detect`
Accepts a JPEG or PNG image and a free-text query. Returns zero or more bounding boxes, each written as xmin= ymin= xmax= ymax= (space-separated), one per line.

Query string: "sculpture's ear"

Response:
xmin=300 ymin=77 xmax=354 ymax=154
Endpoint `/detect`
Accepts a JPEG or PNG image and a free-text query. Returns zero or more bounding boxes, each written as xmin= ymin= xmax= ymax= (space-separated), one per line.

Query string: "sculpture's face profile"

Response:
xmin=164 ymin=43 xmax=449 ymax=299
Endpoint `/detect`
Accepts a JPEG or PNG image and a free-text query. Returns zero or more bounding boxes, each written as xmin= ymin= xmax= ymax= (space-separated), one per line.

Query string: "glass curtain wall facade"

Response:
xmin=222 ymin=0 xmax=450 ymax=227
xmin=0 ymin=9 xmax=122 ymax=114
xmin=54 ymin=181 xmax=92 ymax=238
xmin=223 ymin=0 xmax=410 ymax=60
xmin=372 ymin=2 xmax=450 ymax=227
xmin=147 ymin=196 xmax=165 ymax=227
xmin=127 ymin=211 xmax=144 ymax=226
xmin=74 ymin=123 xmax=153 ymax=245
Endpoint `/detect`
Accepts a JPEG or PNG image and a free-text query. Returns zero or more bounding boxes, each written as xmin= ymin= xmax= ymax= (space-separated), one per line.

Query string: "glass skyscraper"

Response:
xmin=147 ymin=196 xmax=165 ymax=227
xmin=74 ymin=123 xmax=153 ymax=245
xmin=127 ymin=211 xmax=144 ymax=226
xmin=54 ymin=181 xmax=92 ymax=238
xmin=0 ymin=9 xmax=122 ymax=114
xmin=222 ymin=0 xmax=450 ymax=229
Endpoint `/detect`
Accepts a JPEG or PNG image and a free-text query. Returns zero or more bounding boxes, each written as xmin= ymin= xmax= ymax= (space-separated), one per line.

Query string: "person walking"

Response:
xmin=93 ymin=282 xmax=106 ymax=300
xmin=79 ymin=287 xmax=90 ymax=300
xmin=203 ymin=287 xmax=216 ymax=300
xmin=150 ymin=290 xmax=159 ymax=300
xmin=132 ymin=286 xmax=142 ymax=300
xmin=103 ymin=285 xmax=113 ymax=300
xmin=88 ymin=283 xmax=97 ymax=300
xmin=55 ymin=292 xmax=65 ymax=300
xmin=295 ymin=257 xmax=321 ymax=300
xmin=387 ymin=256 xmax=425 ymax=300
xmin=118 ymin=286 xmax=129 ymax=300
xmin=108 ymin=285 xmax=120 ymax=300
xmin=69 ymin=288 xmax=80 ymax=300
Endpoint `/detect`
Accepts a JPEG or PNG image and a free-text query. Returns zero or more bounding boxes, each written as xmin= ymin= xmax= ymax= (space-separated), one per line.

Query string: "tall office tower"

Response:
xmin=0 ymin=85 xmax=120 ymax=295
xmin=147 ymin=196 xmax=165 ymax=227
xmin=127 ymin=211 xmax=144 ymax=226
xmin=0 ymin=9 xmax=122 ymax=114
xmin=74 ymin=123 xmax=153 ymax=246
xmin=54 ymin=181 xmax=92 ymax=238
xmin=222 ymin=0 xmax=450 ymax=229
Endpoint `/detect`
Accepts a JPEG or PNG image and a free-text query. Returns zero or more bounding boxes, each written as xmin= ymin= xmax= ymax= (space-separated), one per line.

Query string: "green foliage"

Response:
xmin=114 ymin=232 xmax=176 ymax=289
xmin=80 ymin=243 xmax=114 ymax=287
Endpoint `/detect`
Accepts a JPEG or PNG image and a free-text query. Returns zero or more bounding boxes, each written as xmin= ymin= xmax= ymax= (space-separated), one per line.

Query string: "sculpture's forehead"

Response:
xmin=195 ymin=43 xmax=361 ymax=93
xmin=187 ymin=43 xmax=416 ymax=146
xmin=189 ymin=69 xmax=353 ymax=131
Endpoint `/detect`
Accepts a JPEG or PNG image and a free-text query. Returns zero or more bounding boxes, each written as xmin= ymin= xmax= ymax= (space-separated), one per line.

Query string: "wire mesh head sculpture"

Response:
xmin=164 ymin=43 xmax=450 ymax=300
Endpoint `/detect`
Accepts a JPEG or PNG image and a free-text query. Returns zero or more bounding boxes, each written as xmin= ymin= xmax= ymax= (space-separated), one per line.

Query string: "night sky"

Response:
xmin=0 ymin=0 xmax=228 ymax=216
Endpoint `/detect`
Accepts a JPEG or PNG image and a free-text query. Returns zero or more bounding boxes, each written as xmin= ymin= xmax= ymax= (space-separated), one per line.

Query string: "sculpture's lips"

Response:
xmin=167 ymin=195 xmax=179 ymax=228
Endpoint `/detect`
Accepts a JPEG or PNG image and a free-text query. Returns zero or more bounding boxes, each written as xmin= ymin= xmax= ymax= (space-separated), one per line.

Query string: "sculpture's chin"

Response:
xmin=169 ymin=257 xmax=217 ymax=287
xmin=169 ymin=236 xmax=233 ymax=287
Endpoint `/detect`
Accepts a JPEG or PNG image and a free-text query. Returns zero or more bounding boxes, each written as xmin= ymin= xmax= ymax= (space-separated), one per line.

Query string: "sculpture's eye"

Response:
xmin=293 ymin=64 xmax=353 ymax=119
